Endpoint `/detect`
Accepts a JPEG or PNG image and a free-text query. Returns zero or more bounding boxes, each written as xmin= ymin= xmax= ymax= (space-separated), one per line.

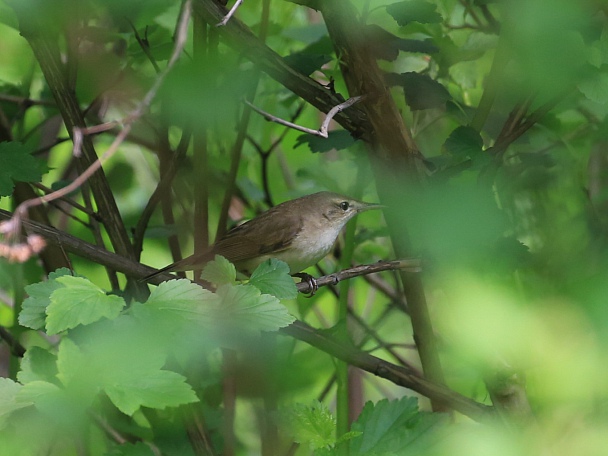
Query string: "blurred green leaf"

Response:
xmin=249 ymin=259 xmax=298 ymax=300
xmin=0 ymin=378 xmax=27 ymax=429
xmin=105 ymin=369 xmax=198 ymax=416
xmin=385 ymin=72 xmax=452 ymax=110
xmin=17 ymin=347 xmax=58 ymax=385
xmin=578 ymin=68 xmax=608 ymax=105
xmin=386 ymin=0 xmax=442 ymax=26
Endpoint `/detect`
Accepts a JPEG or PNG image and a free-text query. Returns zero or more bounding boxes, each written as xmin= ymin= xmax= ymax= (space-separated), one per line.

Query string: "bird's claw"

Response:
xmin=294 ymin=273 xmax=318 ymax=297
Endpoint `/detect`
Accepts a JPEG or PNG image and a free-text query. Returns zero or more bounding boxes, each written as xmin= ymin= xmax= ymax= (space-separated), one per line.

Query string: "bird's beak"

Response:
xmin=356 ymin=201 xmax=385 ymax=213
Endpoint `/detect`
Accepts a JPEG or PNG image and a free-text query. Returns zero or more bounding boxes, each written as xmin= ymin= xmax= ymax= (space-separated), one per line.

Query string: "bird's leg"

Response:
xmin=293 ymin=272 xmax=318 ymax=297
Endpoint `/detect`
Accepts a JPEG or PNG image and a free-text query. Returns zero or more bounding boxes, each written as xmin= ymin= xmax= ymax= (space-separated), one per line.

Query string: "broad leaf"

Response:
xmin=0 ymin=141 xmax=44 ymax=196
xmin=294 ymin=130 xmax=356 ymax=153
xmin=0 ymin=378 xmax=27 ymax=429
xmin=200 ymin=255 xmax=236 ymax=286
xmin=349 ymin=397 xmax=450 ymax=456
xmin=105 ymin=369 xmax=198 ymax=416
xmin=216 ymin=283 xmax=295 ymax=332
xmin=145 ymin=278 xmax=218 ymax=322
xmin=19 ymin=268 xmax=74 ymax=330
xmin=17 ymin=347 xmax=58 ymax=384
xmin=45 ymin=276 xmax=125 ymax=334
xmin=385 ymin=72 xmax=452 ymax=110
xmin=249 ymin=259 xmax=298 ymax=300
xmin=386 ymin=0 xmax=442 ymax=27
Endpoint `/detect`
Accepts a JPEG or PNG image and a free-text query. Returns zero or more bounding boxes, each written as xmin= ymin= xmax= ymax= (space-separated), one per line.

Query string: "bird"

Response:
xmin=142 ymin=191 xmax=382 ymax=282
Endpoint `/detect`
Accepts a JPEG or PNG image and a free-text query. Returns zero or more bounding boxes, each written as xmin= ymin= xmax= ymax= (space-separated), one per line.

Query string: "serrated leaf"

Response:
xmin=349 ymin=397 xmax=450 ymax=456
xmin=105 ymin=369 xmax=198 ymax=416
xmin=19 ymin=268 xmax=74 ymax=330
xmin=145 ymin=278 xmax=218 ymax=317
xmin=249 ymin=259 xmax=298 ymax=300
xmin=200 ymin=255 xmax=236 ymax=286
xmin=0 ymin=141 xmax=44 ymax=196
xmin=294 ymin=130 xmax=356 ymax=153
xmin=216 ymin=284 xmax=295 ymax=332
xmin=17 ymin=347 xmax=58 ymax=384
xmin=279 ymin=401 xmax=337 ymax=450
xmin=386 ymin=72 xmax=451 ymax=110
xmin=45 ymin=276 xmax=125 ymax=334
xmin=0 ymin=378 xmax=27 ymax=429
xmin=386 ymin=0 xmax=442 ymax=27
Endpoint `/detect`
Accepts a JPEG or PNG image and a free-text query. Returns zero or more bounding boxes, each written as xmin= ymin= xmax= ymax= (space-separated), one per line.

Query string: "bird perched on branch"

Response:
xmin=143 ymin=191 xmax=382 ymax=283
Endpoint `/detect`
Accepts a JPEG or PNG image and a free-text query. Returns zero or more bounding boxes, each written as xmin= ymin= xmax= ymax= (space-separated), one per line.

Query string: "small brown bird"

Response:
xmin=143 ymin=191 xmax=382 ymax=281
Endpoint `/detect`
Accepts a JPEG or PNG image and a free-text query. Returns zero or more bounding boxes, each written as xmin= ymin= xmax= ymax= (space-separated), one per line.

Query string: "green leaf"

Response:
xmin=200 ymin=255 xmax=236 ymax=286
xmin=105 ymin=369 xmax=198 ymax=416
xmin=386 ymin=0 xmax=442 ymax=27
xmin=294 ymin=130 xmax=356 ymax=153
xmin=17 ymin=347 xmax=58 ymax=384
xmin=45 ymin=276 xmax=125 ymax=334
xmin=365 ymin=25 xmax=437 ymax=61
xmin=19 ymin=268 xmax=73 ymax=330
xmin=105 ymin=442 xmax=157 ymax=456
xmin=249 ymin=259 xmax=298 ymax=300
xmin=385 ymin=72 xmax=451 ymax=110
xmin=578 ymin=69 xmax=608 ymax=105
xmin=144 ymin=278 xmax=219 ymax=324
xmin=278 ymin=401 xmax=338 ymax=450
xmin=443 ymin=126 xmax=484 ymax=159
xmin=216 ymin=284 xmax=295 ymax=332
xmin=284 ymin=52 xmax=332 ymax=76
xmin=0 ymin=141 xmax=44 ymax=196
xmin=349 ymin=397 xmax=450 ymax=456
xmin=0 ymin=378 xmax=27 ymax=429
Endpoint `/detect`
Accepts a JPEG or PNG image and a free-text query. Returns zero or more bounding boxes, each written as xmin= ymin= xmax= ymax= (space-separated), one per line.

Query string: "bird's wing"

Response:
xmin=212 ymin=210 xmax=303 ymax=263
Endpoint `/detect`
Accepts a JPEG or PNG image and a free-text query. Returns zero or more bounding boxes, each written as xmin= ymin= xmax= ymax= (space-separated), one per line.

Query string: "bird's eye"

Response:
xmin=339 ymin=201 xmax=350 ymax=211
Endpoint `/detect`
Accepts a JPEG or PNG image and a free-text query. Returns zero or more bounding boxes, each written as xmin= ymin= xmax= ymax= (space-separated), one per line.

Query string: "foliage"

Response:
xmin=0 ymin=0 xmax=607 ymax=454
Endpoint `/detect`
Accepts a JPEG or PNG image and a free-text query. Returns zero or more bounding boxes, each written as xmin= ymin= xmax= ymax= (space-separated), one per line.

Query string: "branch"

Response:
xmin=0 ymin=208 xmax=492 ymax=418
xmin=192 ymin=0 xmax=369 ymax=137
xmin=280 ymin=320 xmax=494 ymax=422
xmin=296 ymin=259 xmax=421 ymax=294
xmin=244 ymin=96 xmax=362 ymax=138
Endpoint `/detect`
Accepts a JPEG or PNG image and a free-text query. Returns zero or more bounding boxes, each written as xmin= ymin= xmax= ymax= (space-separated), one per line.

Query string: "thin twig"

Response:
xmin=216 ymin=0 xmax=244 ymax=26
xmin=244 ymin=96 xmax=362 ymax=139
xmin=296 ymin=259 xmax=421 ymax=295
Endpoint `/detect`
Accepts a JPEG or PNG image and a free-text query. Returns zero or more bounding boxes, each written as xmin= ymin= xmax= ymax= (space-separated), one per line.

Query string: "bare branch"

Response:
xmin=216 ymin=0 xmax=244 ymax=26
xmin=245 ymin=95 xmax=362 ymax=139
xmin=296 ymin=259 xmax=421 ymax=295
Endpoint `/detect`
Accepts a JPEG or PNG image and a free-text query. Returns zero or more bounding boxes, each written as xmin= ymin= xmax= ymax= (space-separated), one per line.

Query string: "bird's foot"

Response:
xmin=293 ymin=273 xmax=318 ymax=297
